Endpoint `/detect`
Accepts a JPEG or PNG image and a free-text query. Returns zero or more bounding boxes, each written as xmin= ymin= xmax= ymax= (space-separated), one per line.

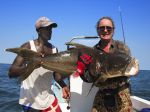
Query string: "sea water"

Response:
xmin=0 ymin=63 xmax=150 ymax=112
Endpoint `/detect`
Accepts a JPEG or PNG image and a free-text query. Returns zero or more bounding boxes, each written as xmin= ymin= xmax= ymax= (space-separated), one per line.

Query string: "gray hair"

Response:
xmin=96 ymin=16 xmax=115 ymax=29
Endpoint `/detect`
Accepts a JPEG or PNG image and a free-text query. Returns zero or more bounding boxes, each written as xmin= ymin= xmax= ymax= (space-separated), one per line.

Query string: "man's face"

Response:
xmin=38 ymin=26 xmax=52 ymax=40
xmin=97 ymin=19 xmax=114 ymax=40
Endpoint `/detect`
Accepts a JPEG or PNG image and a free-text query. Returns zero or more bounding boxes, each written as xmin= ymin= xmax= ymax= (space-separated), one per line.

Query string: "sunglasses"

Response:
xmin=97 ymin=26 xmax=113 ymax=34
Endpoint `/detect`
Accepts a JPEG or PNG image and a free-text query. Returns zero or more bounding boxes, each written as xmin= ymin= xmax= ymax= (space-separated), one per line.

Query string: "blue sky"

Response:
xmin=0 ymin=0 xmax=150 ymax=70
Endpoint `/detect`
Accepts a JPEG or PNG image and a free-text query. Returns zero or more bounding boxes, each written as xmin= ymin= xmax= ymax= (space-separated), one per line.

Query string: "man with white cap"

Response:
xmin=8 ymin=16 xmax=70 ymax=112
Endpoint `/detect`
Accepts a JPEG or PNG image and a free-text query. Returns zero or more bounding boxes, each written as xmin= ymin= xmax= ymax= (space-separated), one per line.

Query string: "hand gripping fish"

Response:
xmin=6 ymin=42 xmax=139 ymax=81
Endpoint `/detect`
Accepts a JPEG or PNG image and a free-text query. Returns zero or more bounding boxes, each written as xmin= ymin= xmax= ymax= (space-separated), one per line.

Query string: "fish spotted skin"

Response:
xmin=6 ymin=42 xmax=132 ymax=82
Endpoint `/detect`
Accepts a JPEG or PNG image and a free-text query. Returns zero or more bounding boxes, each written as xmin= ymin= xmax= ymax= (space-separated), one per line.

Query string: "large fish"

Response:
xmin=6 ymin=42 xmax=137 ymax=82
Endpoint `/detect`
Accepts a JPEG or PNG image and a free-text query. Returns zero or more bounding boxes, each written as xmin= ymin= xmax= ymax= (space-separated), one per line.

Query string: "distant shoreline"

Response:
xmin=0 ymin=63 xmax=11 ymax=65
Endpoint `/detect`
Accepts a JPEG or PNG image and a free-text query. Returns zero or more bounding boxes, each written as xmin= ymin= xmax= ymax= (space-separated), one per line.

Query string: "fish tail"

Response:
xmin=5 ymin=47 xmax=41 ymax=60
xmin=6 ymin=47 xmax=41 ymax=81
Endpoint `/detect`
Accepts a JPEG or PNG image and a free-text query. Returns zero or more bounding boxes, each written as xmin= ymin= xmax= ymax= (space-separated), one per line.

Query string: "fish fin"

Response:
xmin=66 ymin=42 xmax=92 ymax=49
xmin=6 ymin=47 xmax=41 ymax=81
xmin=87 ymin=74 xmax=107 ymax=96
xmin=86 ymin=83 xmax=95 ymax=96
xmin=5 ymin=47 xmax=41 ymax=59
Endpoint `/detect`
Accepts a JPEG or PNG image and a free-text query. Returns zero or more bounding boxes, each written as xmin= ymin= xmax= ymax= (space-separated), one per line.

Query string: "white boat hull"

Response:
xmin=131 ymin=96 xmax=150 ymax=111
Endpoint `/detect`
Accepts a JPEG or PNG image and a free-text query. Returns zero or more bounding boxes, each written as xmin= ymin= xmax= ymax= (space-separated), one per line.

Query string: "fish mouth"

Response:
xmin=125 ymin=58 xmax=139 ymax=76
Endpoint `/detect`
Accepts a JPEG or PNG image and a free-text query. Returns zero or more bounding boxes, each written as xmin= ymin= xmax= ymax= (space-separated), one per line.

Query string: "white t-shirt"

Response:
xmin=19 ymin=40 xmax=57 ymax=110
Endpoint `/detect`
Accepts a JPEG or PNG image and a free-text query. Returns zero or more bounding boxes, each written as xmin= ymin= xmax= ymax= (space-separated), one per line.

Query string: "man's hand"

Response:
xmin=62 ymin=86 xmax=70 ymax=99
xmin=74 ymin=53 xmax=92 ymax=77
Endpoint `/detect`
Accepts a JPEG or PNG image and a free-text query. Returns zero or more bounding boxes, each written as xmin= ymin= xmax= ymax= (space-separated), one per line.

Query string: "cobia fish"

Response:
xmin=6 ymin=42 xmax=137 ymax=81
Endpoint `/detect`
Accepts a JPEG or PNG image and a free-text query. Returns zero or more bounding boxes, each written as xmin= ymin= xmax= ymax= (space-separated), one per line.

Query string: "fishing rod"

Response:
xmin=118 ymin=6 xmax=126 ymax=44
xmin=118 ymin=5 xmax=133 ymax=94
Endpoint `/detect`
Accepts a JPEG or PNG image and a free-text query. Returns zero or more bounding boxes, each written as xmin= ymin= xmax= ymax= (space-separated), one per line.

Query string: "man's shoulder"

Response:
xmin=113 ymin=39 xmax=128 ymax=48
xmin=47 ymin=42 xmax=57 ymax=49
xmin=113 ymin=39 xmax=131 ymax=55
xmin=93 ymin=41 xmax=100 ymax=49
xmin=46 ymin=42 xmax=58 ymax=53
xmin=51 ymin=44 xmax=58 ymax=53
xmin=113 ymin=39 xmax=124 ymax=45
xmin=20 ymin=41 xmax=30 ymax=49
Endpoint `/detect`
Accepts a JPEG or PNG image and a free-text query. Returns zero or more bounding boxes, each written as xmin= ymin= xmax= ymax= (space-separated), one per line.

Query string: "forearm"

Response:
xmin=8 ymin=64 xmax=26 ymax=78
xmin=8 ymin=43 xmax=31 ymax=78
xmin=53 ymin=72 xmax=67 ymax=88
xmin=56 ymin=80 xmax=67 ymax=88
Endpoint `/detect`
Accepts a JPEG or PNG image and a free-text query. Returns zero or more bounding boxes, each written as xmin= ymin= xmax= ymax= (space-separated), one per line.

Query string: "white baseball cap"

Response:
xmin=35 ymin=16 xmax=57 ymax=30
